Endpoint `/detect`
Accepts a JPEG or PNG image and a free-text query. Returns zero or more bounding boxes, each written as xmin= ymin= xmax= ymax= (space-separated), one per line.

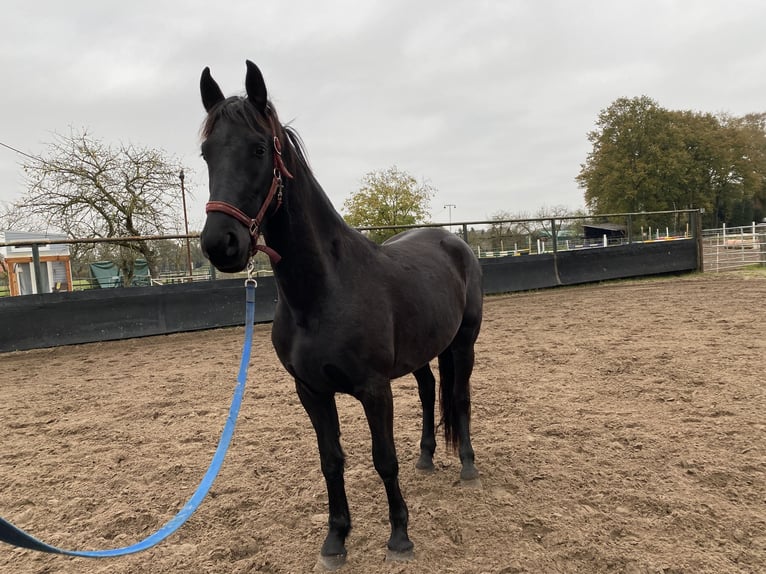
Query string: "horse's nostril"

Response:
xmin=225 ymin=231 xmax=240 ymax=256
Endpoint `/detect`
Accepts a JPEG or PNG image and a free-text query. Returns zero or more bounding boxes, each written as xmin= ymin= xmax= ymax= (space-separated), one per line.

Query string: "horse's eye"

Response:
xmin=255 ymin=144 xmax=267 ymax=158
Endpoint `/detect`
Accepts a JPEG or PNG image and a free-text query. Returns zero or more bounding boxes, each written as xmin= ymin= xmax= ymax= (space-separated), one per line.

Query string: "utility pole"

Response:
xmin=444 ymin=204 xmax=456 ymax=232
xmin=179 ymin=170 xmax=193 ymax=281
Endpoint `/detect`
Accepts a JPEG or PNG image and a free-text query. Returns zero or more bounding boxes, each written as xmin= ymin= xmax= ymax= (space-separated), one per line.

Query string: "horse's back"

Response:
xmin=382 ymin=227 xmax=476 ymax=266
xmin=381 ymin=227 xmax=481 ymax=299
xmin=380 ymin=227 xmax=483 ymax=341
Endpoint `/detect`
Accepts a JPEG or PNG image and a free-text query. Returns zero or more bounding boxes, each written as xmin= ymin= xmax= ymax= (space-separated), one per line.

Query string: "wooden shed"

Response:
xmin=0 ymin=231 xmax=73 ymax=296
xmin=583 ymin=223 xmax=626 ymax=240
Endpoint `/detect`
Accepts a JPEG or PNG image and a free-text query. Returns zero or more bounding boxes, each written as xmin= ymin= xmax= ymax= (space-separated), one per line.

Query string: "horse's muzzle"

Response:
xmin=200 ymin=214 xmax=251 ymax=273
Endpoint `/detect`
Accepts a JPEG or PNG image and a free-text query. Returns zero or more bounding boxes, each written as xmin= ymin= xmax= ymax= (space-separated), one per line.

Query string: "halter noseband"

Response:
xmin=205 ymin=113 xmax=293 ymax=264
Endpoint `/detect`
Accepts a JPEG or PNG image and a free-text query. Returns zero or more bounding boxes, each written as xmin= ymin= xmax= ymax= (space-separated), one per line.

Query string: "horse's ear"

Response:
xmin=245 ymin=60 xmax=268 ymax=113
xmin=200 ymin=67 xmax=225 ymax=112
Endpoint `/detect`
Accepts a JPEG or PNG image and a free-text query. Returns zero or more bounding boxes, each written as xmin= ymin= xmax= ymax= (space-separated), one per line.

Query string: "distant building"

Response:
xmin=582 ymin=223 xmax=626 ymax=240
xmin=0 ymin=231 xmax=72 ymax=295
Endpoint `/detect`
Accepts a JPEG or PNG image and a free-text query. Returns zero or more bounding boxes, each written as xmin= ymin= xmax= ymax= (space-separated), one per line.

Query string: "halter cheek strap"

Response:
xmin=205 ymin=115 xmax=293 ymax=265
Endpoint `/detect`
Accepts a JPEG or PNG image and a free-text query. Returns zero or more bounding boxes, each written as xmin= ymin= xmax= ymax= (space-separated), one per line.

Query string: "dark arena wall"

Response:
xmin=0 ymin=239 xmax=698 ymax=352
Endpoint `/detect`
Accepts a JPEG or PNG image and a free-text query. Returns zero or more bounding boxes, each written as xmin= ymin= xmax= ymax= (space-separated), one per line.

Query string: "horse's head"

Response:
xmin=199 ymin=61 xmax=289 ymax=273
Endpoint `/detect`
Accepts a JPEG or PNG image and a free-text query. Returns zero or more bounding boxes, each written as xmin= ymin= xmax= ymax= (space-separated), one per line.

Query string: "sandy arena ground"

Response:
xmin=0 ymin=271 xmax=764 ymax=573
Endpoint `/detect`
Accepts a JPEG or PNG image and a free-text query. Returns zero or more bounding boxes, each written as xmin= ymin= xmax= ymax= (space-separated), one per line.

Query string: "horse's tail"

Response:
xmin=438 ymin=345 xmax=470 ymax=452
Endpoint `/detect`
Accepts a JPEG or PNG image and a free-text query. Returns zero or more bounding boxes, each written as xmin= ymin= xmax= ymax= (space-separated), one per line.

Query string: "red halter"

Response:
xmin=205 ymin=114 xmax=293 ymax=264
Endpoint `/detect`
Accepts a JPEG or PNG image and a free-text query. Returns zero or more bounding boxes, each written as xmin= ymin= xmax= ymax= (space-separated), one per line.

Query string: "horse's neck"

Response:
xmin=263 ymin=177 xmax=360 ymax=310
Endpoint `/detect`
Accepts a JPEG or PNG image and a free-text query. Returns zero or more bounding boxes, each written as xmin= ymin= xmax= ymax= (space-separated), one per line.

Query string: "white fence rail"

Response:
xmin=702 ymin=223 xmax=766 ymax=272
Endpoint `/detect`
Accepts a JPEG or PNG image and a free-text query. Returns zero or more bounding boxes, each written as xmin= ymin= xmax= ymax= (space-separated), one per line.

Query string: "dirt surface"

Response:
xmin=1 ymin=271 xmax=764 ymax=574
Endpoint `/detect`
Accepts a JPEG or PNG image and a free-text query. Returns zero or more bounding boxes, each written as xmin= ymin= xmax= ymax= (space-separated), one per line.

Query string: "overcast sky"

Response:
xmin=1 ymin=0 xmax=765 ymax=229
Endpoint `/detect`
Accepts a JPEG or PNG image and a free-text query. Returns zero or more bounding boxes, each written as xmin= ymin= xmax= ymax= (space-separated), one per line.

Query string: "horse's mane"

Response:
xmin=201 ymin=96 xmax=310 ymax=177
xmin=283 ymin=126 xmax=309 ymax=167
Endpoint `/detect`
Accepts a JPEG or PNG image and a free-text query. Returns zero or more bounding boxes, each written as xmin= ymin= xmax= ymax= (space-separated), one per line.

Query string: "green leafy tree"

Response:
xmin=578 ymin=97 xmax=766 ymax=228
xmin=577 ymin=96 xmax=682 ymax=214
xmin=343 ymin=166 xmax=435 ymax=242
xmin=7 ymin=129 xmax=189 ymax=278
xmin=719 ymin=113 xmax=766 ymax=225
xmin=676 ymin=112 xmax=763 ymax=226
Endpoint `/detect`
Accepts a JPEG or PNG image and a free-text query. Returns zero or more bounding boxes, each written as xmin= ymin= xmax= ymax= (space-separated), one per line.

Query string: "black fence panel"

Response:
xmin=0 ymin=241 xmax=699 ymax=352
xmin=480 ymin=253 xmax=558 ymax=294
xmin=479 ymin=239 xmax=697 ymax=295
xmin=0 ymin=278 xmax=277 ymax=353
xmin=556 ymin=239 xmax=698 ymax=287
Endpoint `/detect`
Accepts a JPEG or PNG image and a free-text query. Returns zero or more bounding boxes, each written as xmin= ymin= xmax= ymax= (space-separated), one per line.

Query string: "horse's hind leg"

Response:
xmin=413 ymin=365 xmax=436 ymax=471
xmin=451 ymin=340 xmax=479 ymax=482
xmin=439 ymin=325 xmax=480 ymax=483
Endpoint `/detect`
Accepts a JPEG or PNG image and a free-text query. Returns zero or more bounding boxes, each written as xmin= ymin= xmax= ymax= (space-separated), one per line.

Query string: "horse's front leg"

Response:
xmin=295 ymin=380 xmax=350 ymax=570
xmin=358 ymin=382 xmax=414 ymax=561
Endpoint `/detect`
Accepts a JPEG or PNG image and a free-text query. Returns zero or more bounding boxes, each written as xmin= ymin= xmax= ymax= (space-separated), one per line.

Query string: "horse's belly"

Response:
xmin=272 ymin=321 xmax=396 ymax=392
xmin=389 ymin=323 xmax=458 ymax=378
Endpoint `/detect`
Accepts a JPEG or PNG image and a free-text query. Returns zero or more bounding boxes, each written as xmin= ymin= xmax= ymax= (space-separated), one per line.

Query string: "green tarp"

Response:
xmin=89 ymin=261 xmax=122 ymax=288
xmin=130 ymin=259 xmax=151 ymax=286
xmin=89 ymin=259 xmax=151 ymax=288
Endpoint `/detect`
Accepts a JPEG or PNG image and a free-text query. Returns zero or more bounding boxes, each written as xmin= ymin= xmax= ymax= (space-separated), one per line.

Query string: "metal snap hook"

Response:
xmin=245 ymin=260 xmax=258 ymax=287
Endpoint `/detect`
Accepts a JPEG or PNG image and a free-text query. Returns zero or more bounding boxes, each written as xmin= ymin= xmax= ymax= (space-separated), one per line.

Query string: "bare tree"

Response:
xmin=0 ymin=201 xmax=28 ymax=230
xmin=532 ymin=204 xmax=578 ymax=237
xmin=9 ymin=129 xmax=189 ymax=278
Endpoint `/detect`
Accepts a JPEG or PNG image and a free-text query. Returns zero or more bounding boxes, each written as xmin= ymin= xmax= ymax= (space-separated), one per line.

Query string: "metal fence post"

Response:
xmin=694 ymin=210 xmax=704 ymax=272
xmin=31 ymin=244 xmax=45 ymax=294
xmin=550 ymin=219 xmax=558 ymax=254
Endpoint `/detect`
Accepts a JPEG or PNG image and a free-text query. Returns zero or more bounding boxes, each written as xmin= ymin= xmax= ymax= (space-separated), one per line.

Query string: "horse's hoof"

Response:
xmin=415 ymin=458 xmax=435 ymax=472
xmin=460 ymin=463 xmax=480 ymax=482
xmin=385 ymin=547 xmax=414 ymax=562
xmin=315 ymin=553 xmax=347 ymax=571
xmin=460 ymin=477 xmax=483 ymax=489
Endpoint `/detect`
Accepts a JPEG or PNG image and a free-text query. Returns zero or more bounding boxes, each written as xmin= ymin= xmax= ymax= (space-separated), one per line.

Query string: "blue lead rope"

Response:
xmin=0 ymin=280 xmax=257 ymax=558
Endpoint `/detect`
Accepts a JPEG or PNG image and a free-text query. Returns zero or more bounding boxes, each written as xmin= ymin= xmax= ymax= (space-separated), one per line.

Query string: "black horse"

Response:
xmin=199 ymin=61 xmax=482 ymax=568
